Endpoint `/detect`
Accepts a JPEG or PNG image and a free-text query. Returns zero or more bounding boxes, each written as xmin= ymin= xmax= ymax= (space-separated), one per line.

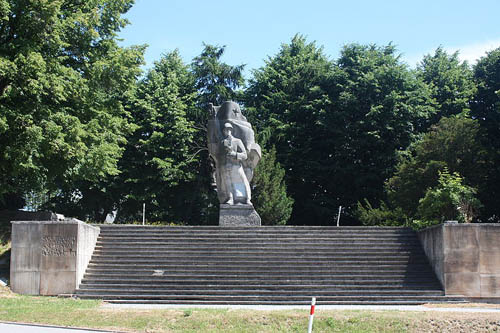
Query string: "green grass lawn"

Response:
xmin=1 ymin=290 xmax=500 ymax=333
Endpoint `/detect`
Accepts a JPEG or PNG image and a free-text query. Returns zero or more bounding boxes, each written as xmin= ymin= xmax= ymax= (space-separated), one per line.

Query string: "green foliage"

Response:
xmin=472 ymin=46 xmax=500 ymax=141
xmin=356 ymin=200 xmax=409 ymax=227
xmin=191 ymin=43 xmax=244 ymax=109
xmin=471 ymin=47 xmax=500 ymax=221
xmin=417 ymin=47 xmax=476 ymax=123
xmin=386 ymin=117 xmax=490 ymax=220
xmin=245 ymin=35 xmax=335 ymax=224
xmin=0 ymin=0 xmax=145 ymax=209
xmin=327 ymin=43 xmax=434 ymax=213
xmin=246 ymin=37 xmax=434 ymax=225
xmin=416 ymin=169 xmax=482 ymax=226
xmin=252 ymin=147 xmax=293 ymax=225
xmin=115 ymin=51 xmax=198 ymax=222
xmin=165 ymin=43 xmax=247 ymax=225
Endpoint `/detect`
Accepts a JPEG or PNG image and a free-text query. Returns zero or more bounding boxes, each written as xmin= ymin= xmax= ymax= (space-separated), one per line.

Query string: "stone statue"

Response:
xmin=220 ymin=122 xmax=251 ymax=205
xmin=207 ymin=101 xmax=262 ymax=225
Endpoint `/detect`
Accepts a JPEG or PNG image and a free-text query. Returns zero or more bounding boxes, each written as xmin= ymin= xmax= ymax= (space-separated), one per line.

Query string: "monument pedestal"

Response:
xmin=219 ymin=204 xmax=261 ymax=226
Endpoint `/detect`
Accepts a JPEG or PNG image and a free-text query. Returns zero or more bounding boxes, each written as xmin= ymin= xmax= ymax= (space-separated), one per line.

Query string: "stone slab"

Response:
xmin=480 ymin=251 xmax=500 ymax=274
xmin=480 ymin=275 xmax=500 ymax=297
xmin=479 ymin=226 xmax=500 ymax=251
xmin=40 ymin=270 xmax=78 ymax=295
xmin=445 ymin=272 xmax=480 ymax=296
xmin=11 ymin=246 xmax=42 ymax=271
xmin=443 ymin=224 xmax=478 ymax=250
xmin=10 ymin=271 xmax=40 ymax=295
xmin=219 ymin=204 xmax=261 ymax=226
xmin=444 ymin=249 xmax=479 ymax=273
xmin=11 ymin=223 xmax=43 ymax=247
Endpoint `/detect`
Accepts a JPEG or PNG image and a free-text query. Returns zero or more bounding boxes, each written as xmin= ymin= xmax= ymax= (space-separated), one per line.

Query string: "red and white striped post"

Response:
xmin=308 ymin=297 xmax=316 ymax=333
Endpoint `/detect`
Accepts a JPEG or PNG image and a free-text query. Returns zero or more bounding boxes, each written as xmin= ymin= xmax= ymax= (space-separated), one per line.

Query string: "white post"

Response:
xmin=142 ymin=203 xmax=145 ymax=225
xmin=336 ymin=206 xmax=342 ymax=227
xmin=308 ymin=297 xmax=316 ymax=333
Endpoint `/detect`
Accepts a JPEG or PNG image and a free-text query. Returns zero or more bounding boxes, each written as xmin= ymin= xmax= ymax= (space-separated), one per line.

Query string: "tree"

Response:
xmin=416 ymin=169 xmax=482 ymax=227
xmin=114 ymin=51 xmax=198 ymax=222
xmin=246 ymin=38 xmax=434 ymax=225
xmin=325 ymin=44 xmax=434 ymax=219
xmin=245 ymin=35 xmax=333 ymax=224
xmin=0 ymin=0 xmax=145 ymax=210
xmin=417 ymin=47 xmax=476 ymax=125
xmin=358 ymin=117 xmax=489 ymax=227
xmin=252 ymin=146 xmax=293 ymax=225
xmin=471 ymin=47 xmax=500 ymax=221
xmin=386 ymin=117 xmax=488 ymax=216
xmin=191 ymin=43 xmax=245 ymax=109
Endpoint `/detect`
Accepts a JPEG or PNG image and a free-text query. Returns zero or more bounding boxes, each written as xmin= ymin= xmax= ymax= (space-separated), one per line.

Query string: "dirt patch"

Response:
xmin=407 ymin=312 xmax=500 ymax=332
xmin=424 ymin=302 xmax=500 ymax=309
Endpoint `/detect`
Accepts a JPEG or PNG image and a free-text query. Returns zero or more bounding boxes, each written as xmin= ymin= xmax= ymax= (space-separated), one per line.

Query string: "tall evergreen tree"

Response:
xmin=179 ymin=44 xmax=246 ymax=224
xmin=115 ymin=51 xmax=198 ymax=222
xmin=245 ymin=35 xmax=333 ymax=225
xmin=252 ymin=147 xmax=293 ymax=225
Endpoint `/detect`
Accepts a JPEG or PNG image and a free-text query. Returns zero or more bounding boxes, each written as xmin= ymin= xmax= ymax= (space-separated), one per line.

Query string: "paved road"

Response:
xmin=0 ymin=322 xmax=119 ymax=333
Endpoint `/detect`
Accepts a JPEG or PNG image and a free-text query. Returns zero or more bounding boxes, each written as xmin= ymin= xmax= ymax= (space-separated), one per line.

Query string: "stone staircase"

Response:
xmin=75 ymin=225 xmax=464 ymax=305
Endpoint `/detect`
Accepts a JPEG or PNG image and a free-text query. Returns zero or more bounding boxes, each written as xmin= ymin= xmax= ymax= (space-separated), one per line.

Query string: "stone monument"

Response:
xmin=207 ymin=101 xmax=262 ymax=226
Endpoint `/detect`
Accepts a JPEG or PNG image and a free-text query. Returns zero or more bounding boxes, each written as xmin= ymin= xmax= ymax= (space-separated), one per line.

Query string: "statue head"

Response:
xmin=223 ymin=122 xmax=233 ymax=137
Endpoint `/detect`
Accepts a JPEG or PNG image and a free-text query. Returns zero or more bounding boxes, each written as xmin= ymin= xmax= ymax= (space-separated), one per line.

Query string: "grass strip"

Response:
xmin=1 ymin=293 xmax=500 ymax=332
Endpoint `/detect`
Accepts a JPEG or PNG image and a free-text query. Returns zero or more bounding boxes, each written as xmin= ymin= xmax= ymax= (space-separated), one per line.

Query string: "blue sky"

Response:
xmin=119 ymin=0 xmax=500 ymax=76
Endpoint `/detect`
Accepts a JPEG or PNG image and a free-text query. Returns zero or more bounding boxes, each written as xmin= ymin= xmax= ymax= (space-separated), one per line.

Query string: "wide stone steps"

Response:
xmin=76 ymin=225 xmax=461 ymax=305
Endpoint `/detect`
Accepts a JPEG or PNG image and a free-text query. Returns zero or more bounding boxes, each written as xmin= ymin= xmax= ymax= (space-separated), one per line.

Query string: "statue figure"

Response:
xmin=207 ymin=101 xmax=262 ymax=210
xmin=220 ymin=123 xmax=251 ymax=204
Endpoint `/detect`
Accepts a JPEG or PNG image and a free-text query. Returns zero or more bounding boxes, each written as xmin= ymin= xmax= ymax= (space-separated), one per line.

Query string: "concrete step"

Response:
xmin=89 ymin=253 xmax=427 ymax=260
xmin=101 ymin=298 xmax=466 ymax=305
xmin=79 ymin=283 xmax=442 ymax=291
xmin=95 ymin=242 xmax=422 ymax=249
xmin=95 ymin=233 xmax=416 ymax=240
xmin=76 ymin=294 xmax=453 ymax=302
xmin=96 ymin=225 xmax=413 ymax=231
xmin=92 ymin=246 xmax=423 ymax=252
xmin=76 ymin=288 xmax=444 ymax=296
xmin=87 ymin=258 xmax=430 ymax=266
xmin=86 ymin=262 xmax=433 ymax=270
xmin=97 ymin=231 xmax=417 ymax=237
xmin=85 ymin=267 xmax=438 ymax=278
xmin=82 ymin=272 xmax=439 ymax=280
xmin=95 ymin=242 xmax=423 ymax=250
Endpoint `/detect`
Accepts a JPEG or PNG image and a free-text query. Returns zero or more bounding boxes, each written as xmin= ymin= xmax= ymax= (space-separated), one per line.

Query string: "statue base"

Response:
xmin=219 ymin=204 xmax=261 ymax=226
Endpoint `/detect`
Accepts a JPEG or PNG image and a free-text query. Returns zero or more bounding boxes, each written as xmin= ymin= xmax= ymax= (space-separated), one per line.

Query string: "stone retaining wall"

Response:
xmin=418 ymin=223 xmax=500 ymax=298
xmin=10 ymin=219 xmax=100 ymax=295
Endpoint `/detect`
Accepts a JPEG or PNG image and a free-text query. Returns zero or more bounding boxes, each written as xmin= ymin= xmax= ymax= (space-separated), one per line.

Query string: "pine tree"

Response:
xmin=252 ymin=147 xmax=293 ymax=225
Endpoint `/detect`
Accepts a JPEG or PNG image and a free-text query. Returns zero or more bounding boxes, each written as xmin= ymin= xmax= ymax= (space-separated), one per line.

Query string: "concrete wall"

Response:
xmin=418 ymin=223 xmax=500 ymax=298
xmin=10 ymin=219 xmax=99 ymax=295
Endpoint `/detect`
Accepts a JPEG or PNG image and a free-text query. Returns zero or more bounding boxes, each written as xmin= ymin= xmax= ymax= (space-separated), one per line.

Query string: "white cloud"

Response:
xmin=445 ymin=39 xmax=500 ymax=65
xmin=404 ymin=39 xmax=500 ymax=68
